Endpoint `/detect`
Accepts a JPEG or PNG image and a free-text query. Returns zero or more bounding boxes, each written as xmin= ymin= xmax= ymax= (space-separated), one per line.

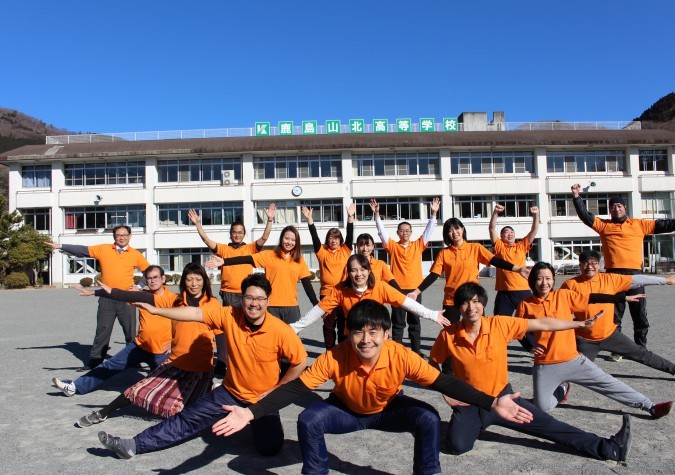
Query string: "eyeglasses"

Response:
xmin=114 ymin=234 xmax=130 ymax=238
xmin=243 ymin=295 xmax=268 ymax=303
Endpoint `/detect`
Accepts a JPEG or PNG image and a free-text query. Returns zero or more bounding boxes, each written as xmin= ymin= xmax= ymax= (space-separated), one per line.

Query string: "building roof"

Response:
xmin=2 ymin=129 xmax=674 ymax=162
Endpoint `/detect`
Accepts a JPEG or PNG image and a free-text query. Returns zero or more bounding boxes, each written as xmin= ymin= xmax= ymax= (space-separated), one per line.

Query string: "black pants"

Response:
xmin=391 ymin=289 xmax=422 ymax=353
xmin=576 ymin=331 xmax=675 ymax=375
xmin=607 ymin=269 xmax=649 ymax=346
xmin=89 ymin=298 xmax=137 ymax=366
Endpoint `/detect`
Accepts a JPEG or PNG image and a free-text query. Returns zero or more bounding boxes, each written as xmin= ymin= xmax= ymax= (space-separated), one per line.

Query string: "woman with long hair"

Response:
xmin=207 ymin=225 xmax=319 ymax=324
xmin=410 ymin=217 xmax=529 ymax=324
xmin=291 ymin=254 xmax=450 ymax=335
xmin=74 ymin=262 xmax=221 ymax=427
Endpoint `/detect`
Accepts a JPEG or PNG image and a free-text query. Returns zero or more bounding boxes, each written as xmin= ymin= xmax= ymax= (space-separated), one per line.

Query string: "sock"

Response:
xmin=99 ymin=394 xmax=132 ymax=418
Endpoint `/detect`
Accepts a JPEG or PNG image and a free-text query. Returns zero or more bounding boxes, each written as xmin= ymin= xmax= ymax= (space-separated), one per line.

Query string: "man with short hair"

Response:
xmin=97 ymin=273 xmax=308 ymax=460
xmin=210 ymin=299 xmax=534 ymax=475
xmin=49 ymin=225 xmax=150 ymax=370
xmin=571 ymin=183 xmax=675 ymax=347
xmin=562 ymin=249 xmax=675 ymax=391
xmin=52 ymin=265 xmax=173 ymax=398
xmin=430 ymin=282 xmax=633 ymax=462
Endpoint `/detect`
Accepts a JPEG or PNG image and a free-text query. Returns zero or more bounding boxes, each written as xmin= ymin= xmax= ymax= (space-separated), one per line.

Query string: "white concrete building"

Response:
xmin=2 ymin=113 xmax=674 ymax=286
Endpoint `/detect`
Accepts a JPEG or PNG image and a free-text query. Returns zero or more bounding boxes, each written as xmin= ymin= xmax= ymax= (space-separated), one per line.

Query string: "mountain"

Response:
xmin=636 ymin=92 xmax=675 ymax=131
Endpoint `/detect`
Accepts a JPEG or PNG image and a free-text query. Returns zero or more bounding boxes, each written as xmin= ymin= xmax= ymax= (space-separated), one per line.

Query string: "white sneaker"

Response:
xmin=610 ymin=353 xmax=623 ymax=362
xmin=52 ymin=377 xmax=76 ymax=397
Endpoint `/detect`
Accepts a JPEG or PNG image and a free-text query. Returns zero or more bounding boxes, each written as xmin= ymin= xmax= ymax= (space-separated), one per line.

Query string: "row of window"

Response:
xmin=20 ymin=193 xmax=675 ymax=232
xmin=20 ymin=149 xmax=670 ymax=188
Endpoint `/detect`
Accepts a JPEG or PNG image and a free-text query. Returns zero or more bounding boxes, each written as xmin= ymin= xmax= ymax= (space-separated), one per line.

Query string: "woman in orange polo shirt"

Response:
xmin=291 ymin=254 xmax=450 ymax=334
xmin=73 ymin=263 xmax=220 ymax=427
xmin=301 ymin=204 xmax=355 ymax=348
xmin=516 ymin=262 xmax=668 ymax=418
xmin=353 ymin=232 xmax=400 ymax=287
xmin=208 ymin=225 xmax=319 ymax=324
xmin=410 ymin=218 xmax=529 ymax=323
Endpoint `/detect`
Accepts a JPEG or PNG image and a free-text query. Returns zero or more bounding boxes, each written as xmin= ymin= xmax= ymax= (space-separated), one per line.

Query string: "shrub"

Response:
xmin=95 ymin=273 xmax=102 ymax=284
xmin=170 ymin=274 xmax=181 ymax=284
xmin=5 ymin=272 xmax=30 ymax=289
xmin=80 ymin=277 xmax=94 ymax=287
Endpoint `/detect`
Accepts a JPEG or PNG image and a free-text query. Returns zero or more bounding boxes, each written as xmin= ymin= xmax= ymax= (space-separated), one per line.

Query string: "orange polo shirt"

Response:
xmin=430 ymin=243 xmax=494 ymax=306
xmin=561 ymin=273 xmax=632 ymax=341
xmin=515 ymin=289 xmax=589 ymax=365
xmin=493 ymin=238 xmax=531 ymax=292
xmin=385 ymin=236 xmax=427 ymax=289
xmin=134 ymin=286 xmax=175 ymax=354
xmin=300 ymin=339 xmax=440 ymax=414
xmin=215 ymin=242 xmax=260 ymax=293
xmin=430 ymin=316 xmax=528 ymax=397
xmin=202 ymin=306 xmax=308 ymax=403
xmin=167 ymin=295 xmax=222 ymax=372
xmin=318 ymin=281 xmax=407 ymax=320
xmin=592 ymin=217 xmax=655 ymax=270
xmin=316 ymin=244 xmax=353 ymax=296
xmin=88 ymin=244 xmax=150 ymax=289
xmin=252 ymin=250 xmax=312 ymax=307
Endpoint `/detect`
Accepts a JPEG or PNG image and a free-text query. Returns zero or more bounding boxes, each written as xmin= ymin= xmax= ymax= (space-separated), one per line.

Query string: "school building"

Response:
xmin=2 ymin=112 xmax=674 ymax=286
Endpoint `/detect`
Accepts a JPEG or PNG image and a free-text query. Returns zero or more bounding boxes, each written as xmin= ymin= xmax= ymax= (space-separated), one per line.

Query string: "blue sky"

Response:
xmin=2 ymin=1 xmax=674 ymax=134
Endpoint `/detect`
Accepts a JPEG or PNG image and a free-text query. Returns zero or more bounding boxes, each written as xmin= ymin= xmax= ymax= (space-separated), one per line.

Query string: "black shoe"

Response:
xmin=609 ymin=414 xmax=632 ymax=462
xmin=214 ymin=360 xmax=227 ymax=379
xmin=76 ymin=365 xmax=94 ymax=372
xmin=79 ymin=358 xmax=104 ymax=372
xmin=98 ymin=431 xmax=134 ymax=460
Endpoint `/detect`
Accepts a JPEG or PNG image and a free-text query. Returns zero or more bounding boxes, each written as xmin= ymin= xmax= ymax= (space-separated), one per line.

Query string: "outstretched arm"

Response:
xmin=527 ymin=310 xmax=603 ymax=332
xmin=290 ymin=304 xmax=329 ymax=333
xmin=133 ymin=302 xmax=204 ymax=322
xmin=489 ymin=204 xmax=504 ymax=244
xmin=206 ymin=255 xmax=255 ymax=269
xmin=255 ymin=203 xmax=276 ymax=249
xmin=188 ymin=209 xmax=218 ymax=252
xmin=524 ymin=206 xmax=540 ymax=243
xmin=400 ymin=297 xmax=450 ymax=327
xmin=55 ymin=243 xmax=91 ymax=257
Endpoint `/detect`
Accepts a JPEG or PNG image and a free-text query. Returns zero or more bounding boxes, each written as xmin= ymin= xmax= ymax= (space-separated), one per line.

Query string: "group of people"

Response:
xmin=47 ymin=187 xmax=675 ymax=473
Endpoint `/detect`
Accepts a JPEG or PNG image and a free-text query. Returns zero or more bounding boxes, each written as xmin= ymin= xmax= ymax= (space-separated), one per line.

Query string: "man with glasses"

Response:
xmin=572 ymin=184 xmax=675 ymax=348
xmin=52 ymin=265 xmax=173 ymax=400
xmin=97 ymin=273 xmax=308 ymax=460
xmin=561 ymin=250 xmax=675 ymax=396
xmin=370 ymin=197 xmax=440 ymax=357
xmin=49 ymin=225 xmax=150 ymax=371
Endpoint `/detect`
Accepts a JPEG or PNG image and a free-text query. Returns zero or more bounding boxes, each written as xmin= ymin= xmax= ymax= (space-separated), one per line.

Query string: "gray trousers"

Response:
xmin=90 ymin=298 xmax=137 ymax=362
xmin=533 ymin=354 xmax=652 ymax=412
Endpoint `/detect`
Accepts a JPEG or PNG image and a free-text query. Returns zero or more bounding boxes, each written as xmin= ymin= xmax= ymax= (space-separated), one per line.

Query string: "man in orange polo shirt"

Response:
xmin=210 ymin=299 xmax=534 ymax=474
xmin=97 ymin=273 xmax=308 ymax=460
xmin=430 ymin=282 xmax=632 ymax=463
xmin=49 ymin=225 xmax=150 ymax=371
xmin=572 ymin=183 xmax=675 ymax=347
xmin=371 ymin=197 xmax=440 ymax=357
xmin=562 ymin=250 xmax=675 ymax=382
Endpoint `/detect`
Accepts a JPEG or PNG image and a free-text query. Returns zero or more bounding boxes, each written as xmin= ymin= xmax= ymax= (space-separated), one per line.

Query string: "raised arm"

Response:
xmin=524 ymin=206 xmax=540 ymax=243
xmin=489 ymin=204 xmax=505 ymax=244
xmin=188 ymin=209 xmax=218 ymax=252
xmin=422 ymin=197 xmax=440 ymax=245
xmin=345 ymin=203 xmax=356 ymax=250
xmin=571 ymin=183 xmax=595 ymax=228
xmin=255 ymin=203 xmax=276 ymax=249
xmin=300 ymin=277 xmax=319 ymax=306
xmin=301 ymin=206 xmax=322 ymax=253
xmin=370 ymin=199 xmax=390 ymax=248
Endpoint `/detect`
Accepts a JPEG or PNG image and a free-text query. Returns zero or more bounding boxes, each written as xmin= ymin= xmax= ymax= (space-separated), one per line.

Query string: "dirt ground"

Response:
xmin=1 ymin=279 xmax=673 ymax=474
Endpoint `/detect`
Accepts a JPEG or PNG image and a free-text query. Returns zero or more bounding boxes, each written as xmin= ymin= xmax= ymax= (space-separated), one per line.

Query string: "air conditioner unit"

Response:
xmin=221 ymin=170 xmax=232 ymax=186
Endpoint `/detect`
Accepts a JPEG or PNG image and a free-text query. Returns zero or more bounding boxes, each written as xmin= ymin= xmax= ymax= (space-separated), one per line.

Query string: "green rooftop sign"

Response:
xmin=254 ymin=117 xmax=460 ymax=136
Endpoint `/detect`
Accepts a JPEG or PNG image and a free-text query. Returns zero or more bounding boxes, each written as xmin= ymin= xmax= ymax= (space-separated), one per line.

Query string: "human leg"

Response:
xmin=576 ymin=337 xmax=602 ymax=361
xmin=602 ymin=330 xmax=675 ymax=374
xmin=627 ymin=285 xmax=649 ymax=346
xmin=322 ymin=308 xmax=338 ymax=349
xmin=445 ymin=404 xmax=484 ymax=454
xmin=75 ymin=342 xmax=147 ymax=394
xmin=116 ymin=300 xmax=137 ymax=346
xmin=88 ymin=298 xmax=118 ymax=366
xmin=391 ymin=290 xmax=412 ymax=344
xmin=250 ymin=412 xmax=285 ymax=456
xmin=532 ymin=361 xmax=569 ymax=411
xmin=335 ymin=306 xmax=347 ymax=344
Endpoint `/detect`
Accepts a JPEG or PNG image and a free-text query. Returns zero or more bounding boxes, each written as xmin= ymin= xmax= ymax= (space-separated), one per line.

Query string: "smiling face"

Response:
xmin=397 ymin=224 xmax=412 ymax=244
xmin=448 ymin=225 xmax=464 ymax=246
xmin=281 ymin=231 xmax=296 ymax=253
xmin=145 ymin=269 xmax=166 ymax=291
xmin=327 ymin=235 xmax=341 ymax=251
xmin=579 ymin=258 xmax=600 ymax=280
xmin=350 ymin=324 xmax=388 ymax=365
xmin=609 ymin=203 xmax=627 ymax=220
xmin=357 ymin=239 xmax=375 ymax=259
xmin=348 ymin=260 xmax=371 ymax=288
xmin=241 ymin=285 xmax=268 ymax=326
xmin=185 ymin=273 xmax=204 ymax=298
xmin=500 ymin=227 xmax=516 ymax=245
xmin=113 ymin=228 xmax=131 ymax=248
xmin=229 ymin=223 xmax=246 ymax=245
xmin=459 ymin=295 xmax=485 ymax=325
xmin=534 ymin=268 xmax=555 ymax=298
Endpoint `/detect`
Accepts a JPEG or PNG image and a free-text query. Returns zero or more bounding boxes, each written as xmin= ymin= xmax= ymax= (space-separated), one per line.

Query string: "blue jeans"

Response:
xmin=75 ymin=341 xmax=168 ymax=394
xmin=134 ymin=385 xmax=284 ymax=456
xmin=297 ymin=393 xmax=441 ymax=475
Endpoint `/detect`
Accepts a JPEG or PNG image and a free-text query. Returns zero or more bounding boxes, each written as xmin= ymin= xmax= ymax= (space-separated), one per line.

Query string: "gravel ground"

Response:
xmin=1 ymin=279 xmax=674 ymax=474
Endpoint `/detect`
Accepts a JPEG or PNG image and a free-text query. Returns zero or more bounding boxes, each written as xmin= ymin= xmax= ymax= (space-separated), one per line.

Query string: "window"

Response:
xmin=353 ymin=197 xmax=438 ymax=222
xmin=552 ymin=239 xmax=601 ymax=263
xmin=639 ymin=149 xmax=668 ymax=172
xmin=254 ymin=155 xmax=341 ymax=180
xmin=64 ymin=206 xmax=145 ymax=230
xmin=64 ymin=161 xmax=145 ymax=186
xmin=353 ymin=152 xmax=439 ymax=177
xmin=450 ymin=152 xmax=534 ymax=175
xmin=20 ymin=208 xmax=51 ymax=232
xmin=549 ymin=193 xmax=627 ymax=217
xmin=254 ymin=200 xmax=343 ymax=225
xmin=158 ymin=202 xmax=243 ymax=227
xmin=547 ymin=151 xmax=625 ymax=173
xmin=453 ymin=195 xmax=536 ymax=219
xmin=157 ymin=158 xmax=242 ymax=183
xmin=641 ymin=192 xmax=673 ymax=218
xmin=21 ymin=165 xmax=51 ymax=188
xmin=158 ymin=248 xmax=213 ymax=272
xmin=67 ymin=257 xmax=101 ymax=275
